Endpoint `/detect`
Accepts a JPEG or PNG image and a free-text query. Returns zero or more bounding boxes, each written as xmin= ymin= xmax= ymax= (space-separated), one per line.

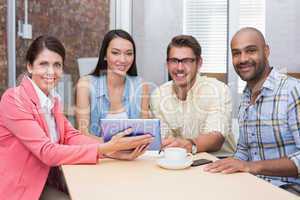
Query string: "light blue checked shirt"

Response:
xmin=235 ymin=68 xmax=300 ymax=186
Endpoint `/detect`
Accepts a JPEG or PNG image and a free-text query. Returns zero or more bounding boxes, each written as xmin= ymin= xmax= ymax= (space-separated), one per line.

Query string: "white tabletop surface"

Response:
xmin=62 ymin=151 xmax=298 ymax=200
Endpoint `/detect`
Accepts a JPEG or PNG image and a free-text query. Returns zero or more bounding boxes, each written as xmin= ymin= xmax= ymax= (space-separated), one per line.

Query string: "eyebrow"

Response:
xmin=232 ymin=45 xmax=257 ymax=52
xmin=168 ymin=57 xmax=195 ymax=59
xmin=111 ymin=48 xmax=133 ymax=52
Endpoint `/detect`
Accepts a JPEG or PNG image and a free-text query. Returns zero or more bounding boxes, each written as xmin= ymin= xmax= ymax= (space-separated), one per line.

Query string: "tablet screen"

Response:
xmin=100 ymin=119 xmax=161 ymax=151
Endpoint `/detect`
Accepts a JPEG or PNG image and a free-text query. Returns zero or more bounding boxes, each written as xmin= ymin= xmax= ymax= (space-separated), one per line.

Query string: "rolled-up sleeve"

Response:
xmin=233 ymin=129 xmax=250 ymax=161
xmin=287 ymin=85 xmax=300 ymax=175
xmin=150 ymin=88 xmax=172 ymax=139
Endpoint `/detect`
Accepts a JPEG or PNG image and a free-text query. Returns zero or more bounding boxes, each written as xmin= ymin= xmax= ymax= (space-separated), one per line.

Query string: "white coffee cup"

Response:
xmin=162 ymin=147 xmax=193 ymax=163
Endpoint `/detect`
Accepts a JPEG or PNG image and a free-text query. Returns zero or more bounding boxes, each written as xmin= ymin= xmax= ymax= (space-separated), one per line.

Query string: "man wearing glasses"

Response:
xmin=150 ymin=35 xmax=236 ymax=157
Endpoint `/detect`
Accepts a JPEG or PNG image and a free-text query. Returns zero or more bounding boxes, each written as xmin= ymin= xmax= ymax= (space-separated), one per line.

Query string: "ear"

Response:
xmin=264 ymin=45 xmax=270 ymax=58
xmin=197 ymin=56 xmax=203 ymax=69
xmin=26 ymin=63 xmax=33 ymax=74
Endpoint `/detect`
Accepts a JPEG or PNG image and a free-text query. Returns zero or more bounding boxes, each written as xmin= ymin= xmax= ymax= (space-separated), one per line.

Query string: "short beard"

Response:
xmin=237 ymin=60 xmax=266 ymax=82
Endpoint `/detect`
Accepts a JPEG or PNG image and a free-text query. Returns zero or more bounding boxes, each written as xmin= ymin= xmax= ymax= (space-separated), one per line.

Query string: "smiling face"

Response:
xmin=167 ymin=47 xmax=201 ymax=89
xmin=106 ymin=37 xmax=134 ymax=77
xmin=231 ymin=30 xmax=270 ymax=84
xmin=27 ymin=48 xmax=63 ymax=95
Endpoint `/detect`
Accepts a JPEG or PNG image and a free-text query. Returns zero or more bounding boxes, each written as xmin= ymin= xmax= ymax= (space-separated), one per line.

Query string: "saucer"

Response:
xmin=157 ymin=157 xmax=193 ymax=170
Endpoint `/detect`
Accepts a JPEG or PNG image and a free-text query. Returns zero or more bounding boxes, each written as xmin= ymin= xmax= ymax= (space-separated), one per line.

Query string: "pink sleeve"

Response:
xmin=0 ymin=90 xmax=99 ymax=166
xmin=62 ymin=117 xmax=104 ymax=159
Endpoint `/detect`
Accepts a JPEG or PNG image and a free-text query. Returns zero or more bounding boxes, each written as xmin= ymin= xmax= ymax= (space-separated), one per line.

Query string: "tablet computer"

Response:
xmin=100 ymin=119 xmax=161 ymax=151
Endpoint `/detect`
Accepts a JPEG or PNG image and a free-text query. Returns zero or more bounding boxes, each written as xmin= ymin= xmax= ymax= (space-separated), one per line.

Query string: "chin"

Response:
xmin=112 ymin=70 xmax=127 ymax=77
xmin=42 ymin=83 xmax=56 ymax=91
xmin=239 ymin=74 xmax=255 ymax=82
xmin=173 ymin=80 xmax=188 ymax=88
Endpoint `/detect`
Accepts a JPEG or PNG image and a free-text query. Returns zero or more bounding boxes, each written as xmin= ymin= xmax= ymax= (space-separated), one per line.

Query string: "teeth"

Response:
xmin=176 ymin=74 xmax=185 ymax=77
xmin=239 ymin=66 xmax=251 ymax=71
xmin=240 ymin=64 xmax=252 ymax=68
xmin=44 ymin=78 xmax=55 ymax=82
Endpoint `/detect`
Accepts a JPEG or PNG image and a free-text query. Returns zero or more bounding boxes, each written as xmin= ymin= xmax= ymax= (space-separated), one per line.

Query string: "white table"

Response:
xmin=62 ymin=152 xmax=298 ymax=200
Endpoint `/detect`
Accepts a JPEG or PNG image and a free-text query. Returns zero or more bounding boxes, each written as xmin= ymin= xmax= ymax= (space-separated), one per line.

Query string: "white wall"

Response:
xmin=110 ymin=0 xmax=132 ymax=33
xmin=132 ymin=0 xmax=183 ymax=87
xmin=266 ymin=0 xmax=300 ymax=73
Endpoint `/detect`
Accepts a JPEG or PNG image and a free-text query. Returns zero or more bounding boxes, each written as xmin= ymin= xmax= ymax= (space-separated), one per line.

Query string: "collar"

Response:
xmin=97 ymin=75 xmax=107 ymax=97
xmin=261 ymin=67 xmax=282 ymax=91
xmin=242 ymin=67 xmax=283 ymax=96
xmin=28 ymin=78 xmax=58 ymax=111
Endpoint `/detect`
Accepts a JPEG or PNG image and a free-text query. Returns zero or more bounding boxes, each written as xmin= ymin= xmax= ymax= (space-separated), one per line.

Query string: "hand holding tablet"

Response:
xmin=100 ymin=119 xmax=162 ymax=151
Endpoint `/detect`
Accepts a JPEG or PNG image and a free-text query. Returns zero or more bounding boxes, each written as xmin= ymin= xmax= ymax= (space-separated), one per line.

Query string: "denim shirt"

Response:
xmin=88 ymin=75 xmax=143 ymax=136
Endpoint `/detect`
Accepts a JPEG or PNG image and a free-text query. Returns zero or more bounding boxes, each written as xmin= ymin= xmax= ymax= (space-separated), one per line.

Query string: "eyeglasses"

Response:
xmin=167 ymin=57 xmax=196 ymax=66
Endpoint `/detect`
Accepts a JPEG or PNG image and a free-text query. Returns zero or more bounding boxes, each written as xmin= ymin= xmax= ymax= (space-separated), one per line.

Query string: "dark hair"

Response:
xmin=26 ymin=35 xmax=66 ymax=65
xmin=91 ymin=29 xmax=137 ymax=76
xmin=167 ymin=35 xmax=202 ymax=61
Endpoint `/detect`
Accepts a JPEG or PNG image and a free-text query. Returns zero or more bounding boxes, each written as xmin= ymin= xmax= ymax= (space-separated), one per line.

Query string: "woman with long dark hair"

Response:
xmin=76 ymin=29 xmax=150 ymax=136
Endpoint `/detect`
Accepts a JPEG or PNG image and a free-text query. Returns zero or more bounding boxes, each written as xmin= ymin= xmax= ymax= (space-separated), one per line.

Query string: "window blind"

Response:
xmin=183 ymin=0 xmax=228 ymax=73
xmin=183 ymin=0 xmax=265 ymax=77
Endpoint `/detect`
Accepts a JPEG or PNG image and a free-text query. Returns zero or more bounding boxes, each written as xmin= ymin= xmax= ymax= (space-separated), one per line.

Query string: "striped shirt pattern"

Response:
xmin=234 ymin=68 xmax=300 ymax=186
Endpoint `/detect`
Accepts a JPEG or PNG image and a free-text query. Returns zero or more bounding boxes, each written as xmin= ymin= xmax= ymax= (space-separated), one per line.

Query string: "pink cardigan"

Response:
xmin=0 ymin=77 xmax=101 ymax=200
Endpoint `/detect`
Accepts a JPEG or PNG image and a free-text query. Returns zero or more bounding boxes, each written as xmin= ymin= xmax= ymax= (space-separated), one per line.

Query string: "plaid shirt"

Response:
xmin=234 ymin=68 xmax=300 ymax=186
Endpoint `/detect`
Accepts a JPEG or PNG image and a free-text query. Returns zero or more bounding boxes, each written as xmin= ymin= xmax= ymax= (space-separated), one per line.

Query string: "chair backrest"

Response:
xmin=55 ymin=73 xmax=73 ymax=115
xmin=77 ymin=57 xmax=98 ymax=77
